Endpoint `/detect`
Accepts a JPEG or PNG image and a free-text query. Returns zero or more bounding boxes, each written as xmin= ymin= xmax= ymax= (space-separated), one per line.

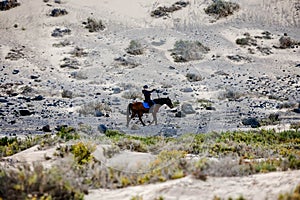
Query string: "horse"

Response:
xmin=126 ymin=97 xmax=174 ymax=127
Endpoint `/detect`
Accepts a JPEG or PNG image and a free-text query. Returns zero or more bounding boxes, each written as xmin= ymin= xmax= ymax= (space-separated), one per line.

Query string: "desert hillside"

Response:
xmin=0 ymin=0 xmax=300 ymax=199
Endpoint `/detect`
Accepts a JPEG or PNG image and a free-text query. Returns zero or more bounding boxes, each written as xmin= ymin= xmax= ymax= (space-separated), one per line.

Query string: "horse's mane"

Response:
xmin=153 ymin=97 xmax=170 ymax=105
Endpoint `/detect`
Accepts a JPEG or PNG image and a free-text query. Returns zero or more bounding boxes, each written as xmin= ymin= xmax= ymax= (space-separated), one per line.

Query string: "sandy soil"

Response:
xmin=1 ymin=0 xmax=300 ymax=199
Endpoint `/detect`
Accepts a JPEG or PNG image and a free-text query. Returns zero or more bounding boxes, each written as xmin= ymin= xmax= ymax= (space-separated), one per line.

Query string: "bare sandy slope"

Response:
xmin=1 ymin=0 xmax=300 ymax=199
xmin=86 ymin=171 xmax=300 ymax=200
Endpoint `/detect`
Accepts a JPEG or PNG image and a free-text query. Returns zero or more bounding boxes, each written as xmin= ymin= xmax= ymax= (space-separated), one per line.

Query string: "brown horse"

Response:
xmin=126 ymin=97 xmax=174 ymax=127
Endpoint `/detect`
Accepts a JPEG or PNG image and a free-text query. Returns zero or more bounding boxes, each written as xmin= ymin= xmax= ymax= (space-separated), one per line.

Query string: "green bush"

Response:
xmin=56 ymin=126 xmax=80 ymax=141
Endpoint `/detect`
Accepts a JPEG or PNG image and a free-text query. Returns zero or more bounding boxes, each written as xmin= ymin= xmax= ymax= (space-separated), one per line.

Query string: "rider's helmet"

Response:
xmin=143 ymin=85 xmax=149 ymax=89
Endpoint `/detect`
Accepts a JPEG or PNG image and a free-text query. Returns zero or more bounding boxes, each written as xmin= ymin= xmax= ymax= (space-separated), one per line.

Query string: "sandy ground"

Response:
xmin=1 ymin=0 xmax=300 ymax=199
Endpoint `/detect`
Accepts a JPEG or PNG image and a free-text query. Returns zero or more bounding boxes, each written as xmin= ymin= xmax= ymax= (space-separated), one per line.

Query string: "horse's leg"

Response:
xmin=138 ymin=112 xmax=146 ymax=126
xmin=149 ymin=105 xmax=157 ymax=125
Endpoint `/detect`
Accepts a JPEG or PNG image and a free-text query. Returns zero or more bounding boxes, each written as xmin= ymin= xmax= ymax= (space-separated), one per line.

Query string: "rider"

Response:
xmin=142 ymin=85 xmax=156 ymax=108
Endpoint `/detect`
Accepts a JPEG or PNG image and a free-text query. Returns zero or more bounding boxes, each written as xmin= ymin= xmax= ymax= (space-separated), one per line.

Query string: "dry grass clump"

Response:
xmin=78 ymin=101 xmax=111 ymax=117
xmin=219 ymin=88 xmax=244 ymax=101
xmin=0 ymin=0 xmax=20 ymax=11
xmin=122 ymin=90 xmax=142 ymax=100
xmin=114 ymin=56 xmax=140 ymax=68
xmin=278 ymin=35 xmax=300 ymax=49
xmin=151 ymin=1 xmax=189 ymax=18
xmin=126 ymin=40 xmax=144 ymax=55
xmin=50 ymin=8 xmax=68 ymax=17
xmin=204 ymin=0 xmax=240 ymax=19
xmin=278 ymin=184 xmax=300 ymax=200
xmin=0 ymin=163 xmax=87 ymax=200
xmin=70 ymin=46 xmax=88 ymax=57
xmin=169 ymin=40 xmax=210 ymax=62
xmin=235 ymin=33 xmax=257 ymax=46
xmin=84 ymin=17 xmax=105 ymax=32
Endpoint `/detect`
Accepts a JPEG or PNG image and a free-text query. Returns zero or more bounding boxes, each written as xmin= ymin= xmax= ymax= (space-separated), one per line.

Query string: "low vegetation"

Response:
xmin=169 ymin=40 xmax=210 ymax=62
xmin=126 ymin=40 xmax=144 ymax=55
xmin=151 ymin=1 xmax=189 ymax=18
xmin=0 ymin=128 xmax=300 ymax=198
xmin=83 ymin=17 xmax=105 ymax=32
xmin=205 ymin=0 xmax=240 ymax=19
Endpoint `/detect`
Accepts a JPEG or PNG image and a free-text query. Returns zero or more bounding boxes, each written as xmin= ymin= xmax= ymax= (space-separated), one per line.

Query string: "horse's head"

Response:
xmin=165 ymin=97 xmax=174 ymax=109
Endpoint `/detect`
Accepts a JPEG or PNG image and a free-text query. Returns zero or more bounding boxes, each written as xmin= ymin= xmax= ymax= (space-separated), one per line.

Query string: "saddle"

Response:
xmin=142 ymin=101 xmax=154 ymax=109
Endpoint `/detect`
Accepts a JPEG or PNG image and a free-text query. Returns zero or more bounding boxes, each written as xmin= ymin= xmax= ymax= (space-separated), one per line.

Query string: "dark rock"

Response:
xmin=0 ymin=0 xmax=20 ymax=11
xmin=206 ymin=106 xmax=216 ymax=111
xmin=12 ymin=69 xmax=19 ymax=74
xmin=51 ymin=28 xmax=71 ymax=37
xmin=113 ymin=87 xmax=121 ymax=94
xmin=61 ymin=90 xmax=73 ymax=98
xmin=242 ymin=117 xmax=260 ymax=128
xmin=0 ymin=98 xmax=8 ymax=103
xmin=30 ymin=75 xmax=39 ymax=79
xmin=186 ymin=73 xmax=202 ymax=82
xmin=42 ymin=125 xmax=51 ymax=132
xmin=95 ymin=110 xmax=104 ymax=117
xmin=175 ymin=111 xmax=186 ymax=118
xmin=293 ymin=108 xmax=300 ymax=114
xmin=98 ymin=124 xmax=107 ymax=133
xmin=19 ymin=109 xmax=32 ymax=116
xmin=181 ymin=87 xmax=193 ymax=92
xmin=50 ymin=8 xmax=68 ymax=17
xmin=32 ymin=95 xmax=44 ymax=101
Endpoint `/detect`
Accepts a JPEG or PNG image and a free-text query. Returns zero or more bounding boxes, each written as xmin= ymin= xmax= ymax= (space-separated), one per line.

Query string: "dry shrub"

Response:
xmin=84 ymin=17 xmax=105 ymax=32
xmin=151 ymin=1 xmax=189 ymax=18
xmin=0 ymin=0 xmax=20 ymax=11
xmin=126 ymin=40 xmax=144 ymax=55
xmin=78 ymin=101 xmax=111 ymax=117
xmin=170 ymin=40 xmax=210 ymax=62
xmin=0 ymin=163 xmax=86 ymax=200
xmin=205 ymin=0 xmax=240 ymax=19
xmin=122 ymin=90 xmax=142 ymax=100
xmin=70 ymin=46 xmax=88 ymax=57
xmin=50 ymin=8 xmax=68 ymax=17
xmin=279 ymin=36 xmax=300 ymax=49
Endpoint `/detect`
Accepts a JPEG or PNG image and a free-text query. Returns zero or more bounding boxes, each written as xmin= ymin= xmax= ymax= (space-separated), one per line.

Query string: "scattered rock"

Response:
xmin=50 ymin=8 xmax=68 ymax=17
xmin=151 ymin=1 xmax=189 ymax=18
xmin=130 ymin=124 xmax=140 ymax=130
xmin=12 ymin=69 xmax=19 ymax=74
xmin=42 ymin=125 xmax=51 ymax=132
xmin=51 ymin=28 xmax=71 ymax=37
xmin=186 ymin=73 xmax=203 ymax=82
xmin=98 ymin=124 xmax=107 ymax=133
xmin=61 ymin=90 xmax=73 ymax=98
xmin=181 ymin=103 xmax=195 ymax=114
xmin=32 ymin=95 xmax=44 ymax=101
xmin=293 ymin=108 xmax=300 ymax=114
xmin=242 ymin=117 xmax=260 ymax=128
xmin=181 ymin=87 xmax=193 ymax=93
xmin=0 ymin=0 xmax=20 ymax=11
xmin=175 ymin=111 xmax=186 ymax=118
xmin=95 ymin=110 xmax=104 ymax=117
xmin=19 ymin=109 xmax=32 ymax=116
xmin=159 ymin=126 xmax=177 ymax=137
xmin=227 ymin=55 xmax=253 ymax=62
xmin=60 ymin=57 xmax=79 ymax=69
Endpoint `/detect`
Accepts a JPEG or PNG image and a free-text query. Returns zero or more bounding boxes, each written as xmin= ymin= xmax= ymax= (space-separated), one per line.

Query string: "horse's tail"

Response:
xmin=126 ymin=103 xmax=132 ymax=126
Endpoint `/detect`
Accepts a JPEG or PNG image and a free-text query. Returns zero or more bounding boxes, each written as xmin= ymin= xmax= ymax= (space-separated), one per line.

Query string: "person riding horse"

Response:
xmin=142 ymin=85 xmax=156 ymax=108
